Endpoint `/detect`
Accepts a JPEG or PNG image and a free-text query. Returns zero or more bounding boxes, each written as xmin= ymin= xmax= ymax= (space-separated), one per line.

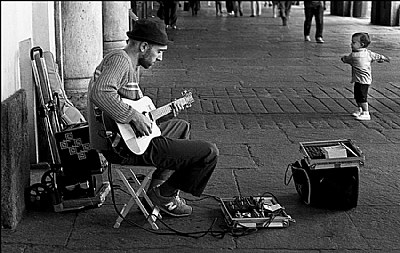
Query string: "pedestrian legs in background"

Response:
xmin=264 ymin=1 xmax=272 ymax=7
xmin=272 ymin=1 xmax=278 ymax=18
xmin=163 ymin=0 xmax=179 ymax=29
xmin=304 ymin=1 xmax=325 ymax=43
xmin=278 ymin=1 xmax=292 ymax=26
xmin=189 ymin=1 xmax=200 ymax=16
xmin=157 ymin=1 xmax=165 ymax=20
xmin=250 ymin=1 xmax=262 ymax=17
xmin=233 ymin=1 xmax=243 ymax=17
xmin=215 ymin=1 xmax=223 ymax=16
xmin=226 ymin=1 xmax=234 ymax=15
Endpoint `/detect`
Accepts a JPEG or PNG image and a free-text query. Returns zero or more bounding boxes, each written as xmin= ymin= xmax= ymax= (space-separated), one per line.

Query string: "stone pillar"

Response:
xmin=330 ymin=1 xmax=351 ymax=17
xmin=61 ymin=2 xmax=103 ymax=114
xmin=352 ymin=1 xmax=368 ymax=18
xmin=371 ymin=1 xmax=400 ymax=26
xmin=103 ymin=2 xmax=130 ymax=56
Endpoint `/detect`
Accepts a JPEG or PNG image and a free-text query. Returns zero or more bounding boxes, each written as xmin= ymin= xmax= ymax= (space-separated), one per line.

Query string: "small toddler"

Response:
xmin=341 ymin=32 xmax=390 ymax=121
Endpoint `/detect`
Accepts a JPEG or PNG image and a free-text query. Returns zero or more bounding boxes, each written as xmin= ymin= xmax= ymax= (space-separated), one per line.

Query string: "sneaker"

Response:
xmin=172 ymin=25 xmax=177 ymax=29
xmin=356 ymin=112 xmax=371 ymax=121
xmin=148 ymin=187 xmax=192 ymax=217
xmin=316 ymin=37 xmax=324 ymax=43
xmin=304 ymin=35 xmax=311 ymax=42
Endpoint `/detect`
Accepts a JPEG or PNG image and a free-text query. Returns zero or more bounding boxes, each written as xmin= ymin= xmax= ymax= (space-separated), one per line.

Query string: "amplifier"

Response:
xmin=290 ymin=160 xmax=359 ymax=209
xmin=287 ymin=139 xmax=363 ymax=209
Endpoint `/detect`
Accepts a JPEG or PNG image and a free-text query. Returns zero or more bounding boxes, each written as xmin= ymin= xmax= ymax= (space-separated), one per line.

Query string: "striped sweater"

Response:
xmin=87 ymin=49 xmax=143 ymax=151
xmin=341 ymin=48 xmax=388 ymax=85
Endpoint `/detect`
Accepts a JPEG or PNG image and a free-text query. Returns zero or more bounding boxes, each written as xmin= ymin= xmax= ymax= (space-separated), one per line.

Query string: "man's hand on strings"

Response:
xmin=130 ymin=112 xmax=153 ymax=137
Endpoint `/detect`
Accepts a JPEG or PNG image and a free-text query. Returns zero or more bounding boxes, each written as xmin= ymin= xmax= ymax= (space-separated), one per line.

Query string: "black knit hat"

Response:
xmin=126 ymin=18 xmax=170 ymax=46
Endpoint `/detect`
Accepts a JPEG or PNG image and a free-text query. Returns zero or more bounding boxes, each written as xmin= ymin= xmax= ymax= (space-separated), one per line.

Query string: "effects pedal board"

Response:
xmin=219 ymin=196 xmax=295 ymax=229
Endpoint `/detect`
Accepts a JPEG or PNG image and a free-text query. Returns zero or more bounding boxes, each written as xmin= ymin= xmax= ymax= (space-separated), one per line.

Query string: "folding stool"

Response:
xmin=112 ymin=164 xmax=162 ymax=230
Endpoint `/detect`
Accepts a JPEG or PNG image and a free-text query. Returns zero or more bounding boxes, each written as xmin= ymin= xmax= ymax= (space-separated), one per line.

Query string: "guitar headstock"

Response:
xmin=175 ymin=89 xmax=194 ymax=109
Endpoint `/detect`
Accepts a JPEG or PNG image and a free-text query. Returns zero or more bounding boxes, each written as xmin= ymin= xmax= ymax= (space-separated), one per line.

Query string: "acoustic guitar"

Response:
xmin=110 ymin=91 xmax=194 ymax=155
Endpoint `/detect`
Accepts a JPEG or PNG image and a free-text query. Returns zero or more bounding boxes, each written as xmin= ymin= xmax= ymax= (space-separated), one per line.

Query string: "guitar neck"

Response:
xmin=149 ymin=102 xmax=174 ymax=121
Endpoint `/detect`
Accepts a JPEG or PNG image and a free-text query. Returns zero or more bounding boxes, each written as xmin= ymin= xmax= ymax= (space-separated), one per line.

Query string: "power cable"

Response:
xmin=107 ymin=167 xmax=259 ymax=238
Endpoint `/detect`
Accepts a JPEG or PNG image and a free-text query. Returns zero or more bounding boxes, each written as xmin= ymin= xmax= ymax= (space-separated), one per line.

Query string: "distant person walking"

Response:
xmin=226 ymin=1 xmax=234 ymax=15
xmin=277 ymin=1 xmax=292 ymax=26
xmin=215 ymin=1 xmax=223 ymax=15
xmin=341 ymin=32 xmax=391 ymax=121
xmin=271 ymin=1 xmax=279 ymax=18
xmin=157 ymin=1 xmax=165 ymax=20
xmin=233 ymin=1 xmax=243 ymax=17
xmin=304 ymin=1 xmax=326 ymax=43
xmin=189 ymin=0 xmax=201 ymax=16
xmin=163 ymin=0 xmax=179 ymax=29
xmin=250 ymin=1 xmax=262 ymax=17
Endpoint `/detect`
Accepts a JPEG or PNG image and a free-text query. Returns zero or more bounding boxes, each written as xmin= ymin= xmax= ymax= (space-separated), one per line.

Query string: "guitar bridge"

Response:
xmin=111 ymin=133 xmax=121 ymax=148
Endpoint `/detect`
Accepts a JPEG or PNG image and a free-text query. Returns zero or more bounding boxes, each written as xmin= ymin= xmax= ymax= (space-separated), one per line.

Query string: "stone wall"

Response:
xmin=1 ymin=89 xmax=30 ymax=229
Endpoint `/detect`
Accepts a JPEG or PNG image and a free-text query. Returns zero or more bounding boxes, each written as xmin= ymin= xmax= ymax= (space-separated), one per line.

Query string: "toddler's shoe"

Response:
xmin=148 ymin=187 xmax=192 ymax=217
xmin=352 ymin=110 xmax=362 ymax=117
xmin=356 ymin=112 xmax=371 ymax=121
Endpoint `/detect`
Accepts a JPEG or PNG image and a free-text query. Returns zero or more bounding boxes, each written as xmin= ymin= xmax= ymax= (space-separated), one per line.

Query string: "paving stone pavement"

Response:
xmin=2 ymin=2 xmax=400 ymax=252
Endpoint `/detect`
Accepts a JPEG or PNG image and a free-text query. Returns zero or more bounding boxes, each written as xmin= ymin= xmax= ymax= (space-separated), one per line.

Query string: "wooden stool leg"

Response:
xmin=127 ymin=169 xmax=156 ymax=209
xmin=113 ymin=168 xmax=160 ymax=230
xmin=113 ymin=198 xmax=135 ymax=228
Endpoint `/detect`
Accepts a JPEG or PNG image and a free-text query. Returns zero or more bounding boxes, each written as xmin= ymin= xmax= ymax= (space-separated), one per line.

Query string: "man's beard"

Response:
xmin=138 ymin=53 xmax=153 ymax=69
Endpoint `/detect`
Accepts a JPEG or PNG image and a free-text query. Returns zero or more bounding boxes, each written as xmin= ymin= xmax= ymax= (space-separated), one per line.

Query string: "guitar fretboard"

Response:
xmin=150 ymin=103 xmax=173 ymax=121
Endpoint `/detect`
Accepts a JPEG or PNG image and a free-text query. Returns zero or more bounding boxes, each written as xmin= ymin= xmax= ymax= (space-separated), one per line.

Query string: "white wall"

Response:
xmin=1 ymin=1 xmax=33 ymax=101
xmin=32 ymin=1 xmax=56 ymax=54
xmin=1 ymin=1 xmax=55 ymax=102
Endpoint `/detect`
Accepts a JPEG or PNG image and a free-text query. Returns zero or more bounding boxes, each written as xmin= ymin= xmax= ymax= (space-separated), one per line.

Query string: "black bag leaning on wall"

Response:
xmin=289 ymin=159 xmax=359 ymax=209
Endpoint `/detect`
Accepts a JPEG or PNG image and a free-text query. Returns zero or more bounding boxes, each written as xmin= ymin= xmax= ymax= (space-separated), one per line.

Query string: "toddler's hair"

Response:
xmin=352 ymin=32 xmax=371 ymax=48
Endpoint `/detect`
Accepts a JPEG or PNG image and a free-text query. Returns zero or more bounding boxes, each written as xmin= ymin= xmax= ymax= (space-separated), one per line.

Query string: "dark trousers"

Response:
xmin=233 ymin=1 xmax=243 ymax=16
xmin=304 ymin=4 xmax=324 ymax=38
xmin=105 ymin=119 xmax=218 ymax=197
xmin=278 ymin=1 xmax=292 ymax=18
xmin=190 ymin=1 xmax=201 ymax=16
xmin=226 ymin=1 xmax=233 ymax=13
xmin=163 ymin=0 xmax=178 ymax=26
xmin=157 ymin=2 xmax=164 ymax=20
xmin=354 ymin=82 xmax=369 ymax=103
xmin=215 ymin=1 xmax=222 ymax=14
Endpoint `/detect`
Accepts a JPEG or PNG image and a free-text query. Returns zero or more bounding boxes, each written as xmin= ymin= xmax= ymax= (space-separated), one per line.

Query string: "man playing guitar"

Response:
xmin=87 ymin=18 xmax=218 ymax=217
